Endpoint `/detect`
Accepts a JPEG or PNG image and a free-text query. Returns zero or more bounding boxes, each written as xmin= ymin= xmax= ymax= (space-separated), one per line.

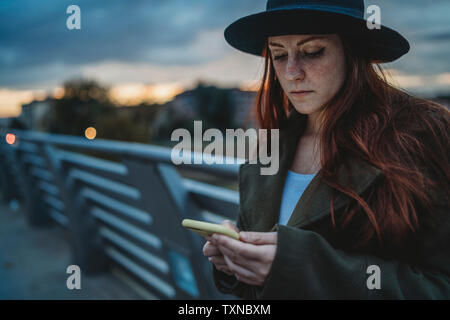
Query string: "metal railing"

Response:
xmin=0 ymin=129 xmax=241 ymax=299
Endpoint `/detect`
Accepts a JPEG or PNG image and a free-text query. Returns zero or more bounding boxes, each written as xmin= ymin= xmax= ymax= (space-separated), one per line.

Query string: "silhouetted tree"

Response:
xmin=45 ymin=78 xmax=115 ymax=136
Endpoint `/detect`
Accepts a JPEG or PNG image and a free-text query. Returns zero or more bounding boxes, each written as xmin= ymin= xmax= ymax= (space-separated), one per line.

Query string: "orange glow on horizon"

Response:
xmin=1 ymin=70 xmax=448 ymax=119
xmin=52 ymin=87 xmax=65 ymax=99
xmin=110 ymin=83 xmax=184 ymax=105
xmin=239 ymin=81 xmax=260 ymax=92
xmin=0 ymin=89 xmax=34 ymax=117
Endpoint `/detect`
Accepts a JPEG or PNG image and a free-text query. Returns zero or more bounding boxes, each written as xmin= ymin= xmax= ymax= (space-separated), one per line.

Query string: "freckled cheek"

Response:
xmin=274 ymin=68 xmax=290 ymax=90
xmin=308 ymin=59 xmax=344 ymax=92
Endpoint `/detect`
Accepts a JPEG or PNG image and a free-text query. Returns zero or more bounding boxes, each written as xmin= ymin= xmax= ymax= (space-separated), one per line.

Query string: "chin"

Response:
xmin=292 ymin=104 xmax=321 ymax=115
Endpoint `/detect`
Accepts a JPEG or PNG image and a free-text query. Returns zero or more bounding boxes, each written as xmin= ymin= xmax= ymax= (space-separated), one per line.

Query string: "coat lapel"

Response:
xmin=285 ymin=156 xmax=383 ymax=229
xmin=238 ymin=108 xmax=303 ymax=232
xmin=238 ymin=108 xmax=384 ymax=232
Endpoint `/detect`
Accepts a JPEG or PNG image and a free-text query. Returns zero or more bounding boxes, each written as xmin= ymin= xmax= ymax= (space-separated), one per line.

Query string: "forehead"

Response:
xmin=268 ymin=34 xmax=333 ymax=47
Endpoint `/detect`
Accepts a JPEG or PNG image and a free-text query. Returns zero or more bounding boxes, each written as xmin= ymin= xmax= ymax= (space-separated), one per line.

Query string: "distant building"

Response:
xmin=169 ymin=90 xmax=197 ymax=120
xmin=228 ymin=88 xmax=257 ymax=129
xmin=151 ymin=85 xmax=257 ymax=139
xmin=18 ymin=98 xmax=54 ymax=131
xmin=0 ymin=117 xmax=14 ymax=130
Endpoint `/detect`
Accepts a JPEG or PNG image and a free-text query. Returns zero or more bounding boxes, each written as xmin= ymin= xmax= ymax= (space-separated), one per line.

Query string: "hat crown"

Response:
xmin=266 ymin=0 xmax=365 ymax=18
xmin=225 ymin=0 xmax=409 ymax=62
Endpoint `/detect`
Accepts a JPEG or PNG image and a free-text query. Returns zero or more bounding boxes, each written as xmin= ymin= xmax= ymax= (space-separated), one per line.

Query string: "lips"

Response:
xmin=290 ymin=90 xmax=313 ymax=98
xmin=291 ymin=90 xmax=312 ymax=94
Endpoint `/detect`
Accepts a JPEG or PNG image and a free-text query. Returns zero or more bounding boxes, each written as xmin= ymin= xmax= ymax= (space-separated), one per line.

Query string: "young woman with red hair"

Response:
xmin=203 ymin=0 xmax=449 ymax=299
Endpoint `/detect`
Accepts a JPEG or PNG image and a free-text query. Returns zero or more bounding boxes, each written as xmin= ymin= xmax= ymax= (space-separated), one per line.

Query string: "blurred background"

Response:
xmin=1 ymin=0 xmax=449 ymax=139
xmin=0 ymin=0 xmax=449 ymax=300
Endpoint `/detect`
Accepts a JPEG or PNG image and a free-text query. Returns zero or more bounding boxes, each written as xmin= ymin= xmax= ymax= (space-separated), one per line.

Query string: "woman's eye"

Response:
xmin=273 ymin=48 xmax=324 ymax=61
xmin=304 ymin=48 xmax=325 ymax=58
xmin=273 ymin=54 xmax=287 ymax=61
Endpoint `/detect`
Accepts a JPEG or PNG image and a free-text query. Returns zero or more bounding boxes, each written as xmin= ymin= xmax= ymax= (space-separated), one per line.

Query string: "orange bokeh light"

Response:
xmin=6 ymin=133 xmax=16 ymax=145
xmin=85 ymin=127 xmax=97 ymax=140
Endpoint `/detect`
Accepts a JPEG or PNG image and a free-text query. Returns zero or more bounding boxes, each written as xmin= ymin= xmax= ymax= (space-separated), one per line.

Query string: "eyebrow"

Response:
xmin=268 ymin=36 xmax=326 ymax=48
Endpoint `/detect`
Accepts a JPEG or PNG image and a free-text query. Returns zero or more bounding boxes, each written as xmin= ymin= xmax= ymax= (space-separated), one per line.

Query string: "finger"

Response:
xmin=209 ymin=256 xmax=227 ymax=266
xmin=215 ymin=240 xmax=263 ymax=271
xmin=221 ymin=220 xmax=240 ymax=233
xmin=216 ymin=243 xmax=240 ymax=263
xmin=239 ymin=231 xmax=277 ymax=245
xmin=222 ymin=255 xmax=260 ymax=286
xmin=210 ymin=259 xmax=229 ymax=272
xmin=202 ymin=241 xmax=222 ymax=257
xmin=212 ymin=234 xmax=261 ymax=261
xmin=213 ymin=248 xmax=263 ymax=286
xmin=210 ymin=257 xmax=233 ymax=276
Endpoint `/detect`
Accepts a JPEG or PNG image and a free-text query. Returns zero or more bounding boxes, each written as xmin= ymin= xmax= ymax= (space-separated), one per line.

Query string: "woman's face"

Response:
xmin=268 ymin=34 xmax=347 ymax=119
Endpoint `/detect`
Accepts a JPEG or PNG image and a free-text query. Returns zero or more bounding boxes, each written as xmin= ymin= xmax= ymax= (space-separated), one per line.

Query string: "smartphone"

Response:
xmin=181 ymin=219 xmax=240 ymax=240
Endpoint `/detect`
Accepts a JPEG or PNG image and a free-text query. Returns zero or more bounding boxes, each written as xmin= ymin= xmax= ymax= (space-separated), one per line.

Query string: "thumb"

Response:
xmin=221 ymin=220 xmax=239 ymax=233
xmin=239 ymin=231 xmax=277 ymax=245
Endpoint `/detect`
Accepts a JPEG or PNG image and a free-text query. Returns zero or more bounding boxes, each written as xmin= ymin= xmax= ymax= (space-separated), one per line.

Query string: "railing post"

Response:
xmin=0 ymin=144 xmax=22 ymax=204
xmin=15 ymin=142 xmax=51 ymax=226
xmin=43 ymin=144 xmax=108 ymax=273
xmin=122 ymin=157 xmax=225 ymax=298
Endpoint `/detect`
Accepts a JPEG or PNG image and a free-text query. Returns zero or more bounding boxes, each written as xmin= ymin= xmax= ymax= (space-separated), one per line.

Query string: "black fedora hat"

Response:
xmin=224 ymin=0 xmax=410 ymax=63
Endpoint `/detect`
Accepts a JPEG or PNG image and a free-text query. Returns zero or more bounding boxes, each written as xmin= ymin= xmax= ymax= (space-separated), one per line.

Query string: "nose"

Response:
xmin=285 ymin=55 xmax=306 ymax=82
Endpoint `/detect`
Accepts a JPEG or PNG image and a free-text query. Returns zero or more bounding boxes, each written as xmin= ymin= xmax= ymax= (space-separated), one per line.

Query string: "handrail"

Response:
xmin=0 ymin=129 xmax=241 ymax=300
xmin=10 ymin=129 xmax=240 ymax=179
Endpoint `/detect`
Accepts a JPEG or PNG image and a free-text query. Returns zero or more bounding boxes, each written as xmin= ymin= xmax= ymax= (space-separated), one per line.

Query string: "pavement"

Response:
xmin=0 ymin=200 xmax=150 ymax=300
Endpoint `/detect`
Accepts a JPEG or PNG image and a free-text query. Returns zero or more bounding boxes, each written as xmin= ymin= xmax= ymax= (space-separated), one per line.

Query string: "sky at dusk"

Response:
xmin=0 ymin=0 xmax=449 ymax=117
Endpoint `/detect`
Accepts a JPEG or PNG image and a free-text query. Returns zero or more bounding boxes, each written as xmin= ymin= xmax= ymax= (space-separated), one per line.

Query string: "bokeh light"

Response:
xmin=6 ymin=133 xmax=16 ymax=145
xmin=84 ymin=127 xmax=97 ymax=140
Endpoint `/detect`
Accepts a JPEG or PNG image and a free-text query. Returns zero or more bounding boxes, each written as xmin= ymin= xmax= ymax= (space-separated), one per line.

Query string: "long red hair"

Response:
xmin=247 ymin=35 xmax=450 ymax=250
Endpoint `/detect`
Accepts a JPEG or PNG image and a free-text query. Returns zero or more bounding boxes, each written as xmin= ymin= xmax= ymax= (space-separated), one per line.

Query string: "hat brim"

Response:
xmin=224 ymin=9 xmax=410 ymax=63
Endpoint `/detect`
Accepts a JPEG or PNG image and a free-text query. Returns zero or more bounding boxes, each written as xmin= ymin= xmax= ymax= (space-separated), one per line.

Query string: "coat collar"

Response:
xmin=239 ymin=108 xmax=384 ymax=232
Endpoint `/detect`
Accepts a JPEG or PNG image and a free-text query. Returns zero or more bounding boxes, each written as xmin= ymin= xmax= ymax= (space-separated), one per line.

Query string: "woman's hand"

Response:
xmin=202 ymin=220 xmax=238 ymax=276
xmin=210 ymin=231 xmax=278 ymax=287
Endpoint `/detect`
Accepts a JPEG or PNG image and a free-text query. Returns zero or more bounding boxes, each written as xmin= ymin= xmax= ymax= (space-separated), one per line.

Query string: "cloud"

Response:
xmin=79 ymin=50 xmax=264 ymax=88
xmin=0 ymin=0 xmax=264 ymax=66
xmin=427 ymin=32 xmax=450 ymax=41
xmin=0 ymin=0 xmax=267 ymax=88
xmin=0 ymin=0 xmax=448 ymax=95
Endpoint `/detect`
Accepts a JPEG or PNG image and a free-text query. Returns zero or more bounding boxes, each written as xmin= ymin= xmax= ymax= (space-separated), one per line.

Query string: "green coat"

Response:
xmin=213 ymin=108 xmax=450 ymax=299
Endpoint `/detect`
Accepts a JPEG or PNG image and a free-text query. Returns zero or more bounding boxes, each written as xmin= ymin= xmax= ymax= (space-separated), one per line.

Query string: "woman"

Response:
xmin=203 ymin=0 xmax=450 ymax=299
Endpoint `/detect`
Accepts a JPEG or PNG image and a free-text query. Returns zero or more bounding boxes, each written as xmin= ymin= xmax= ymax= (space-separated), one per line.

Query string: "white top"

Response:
xmin=278 ymin=170 xmax=317 ymax=226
